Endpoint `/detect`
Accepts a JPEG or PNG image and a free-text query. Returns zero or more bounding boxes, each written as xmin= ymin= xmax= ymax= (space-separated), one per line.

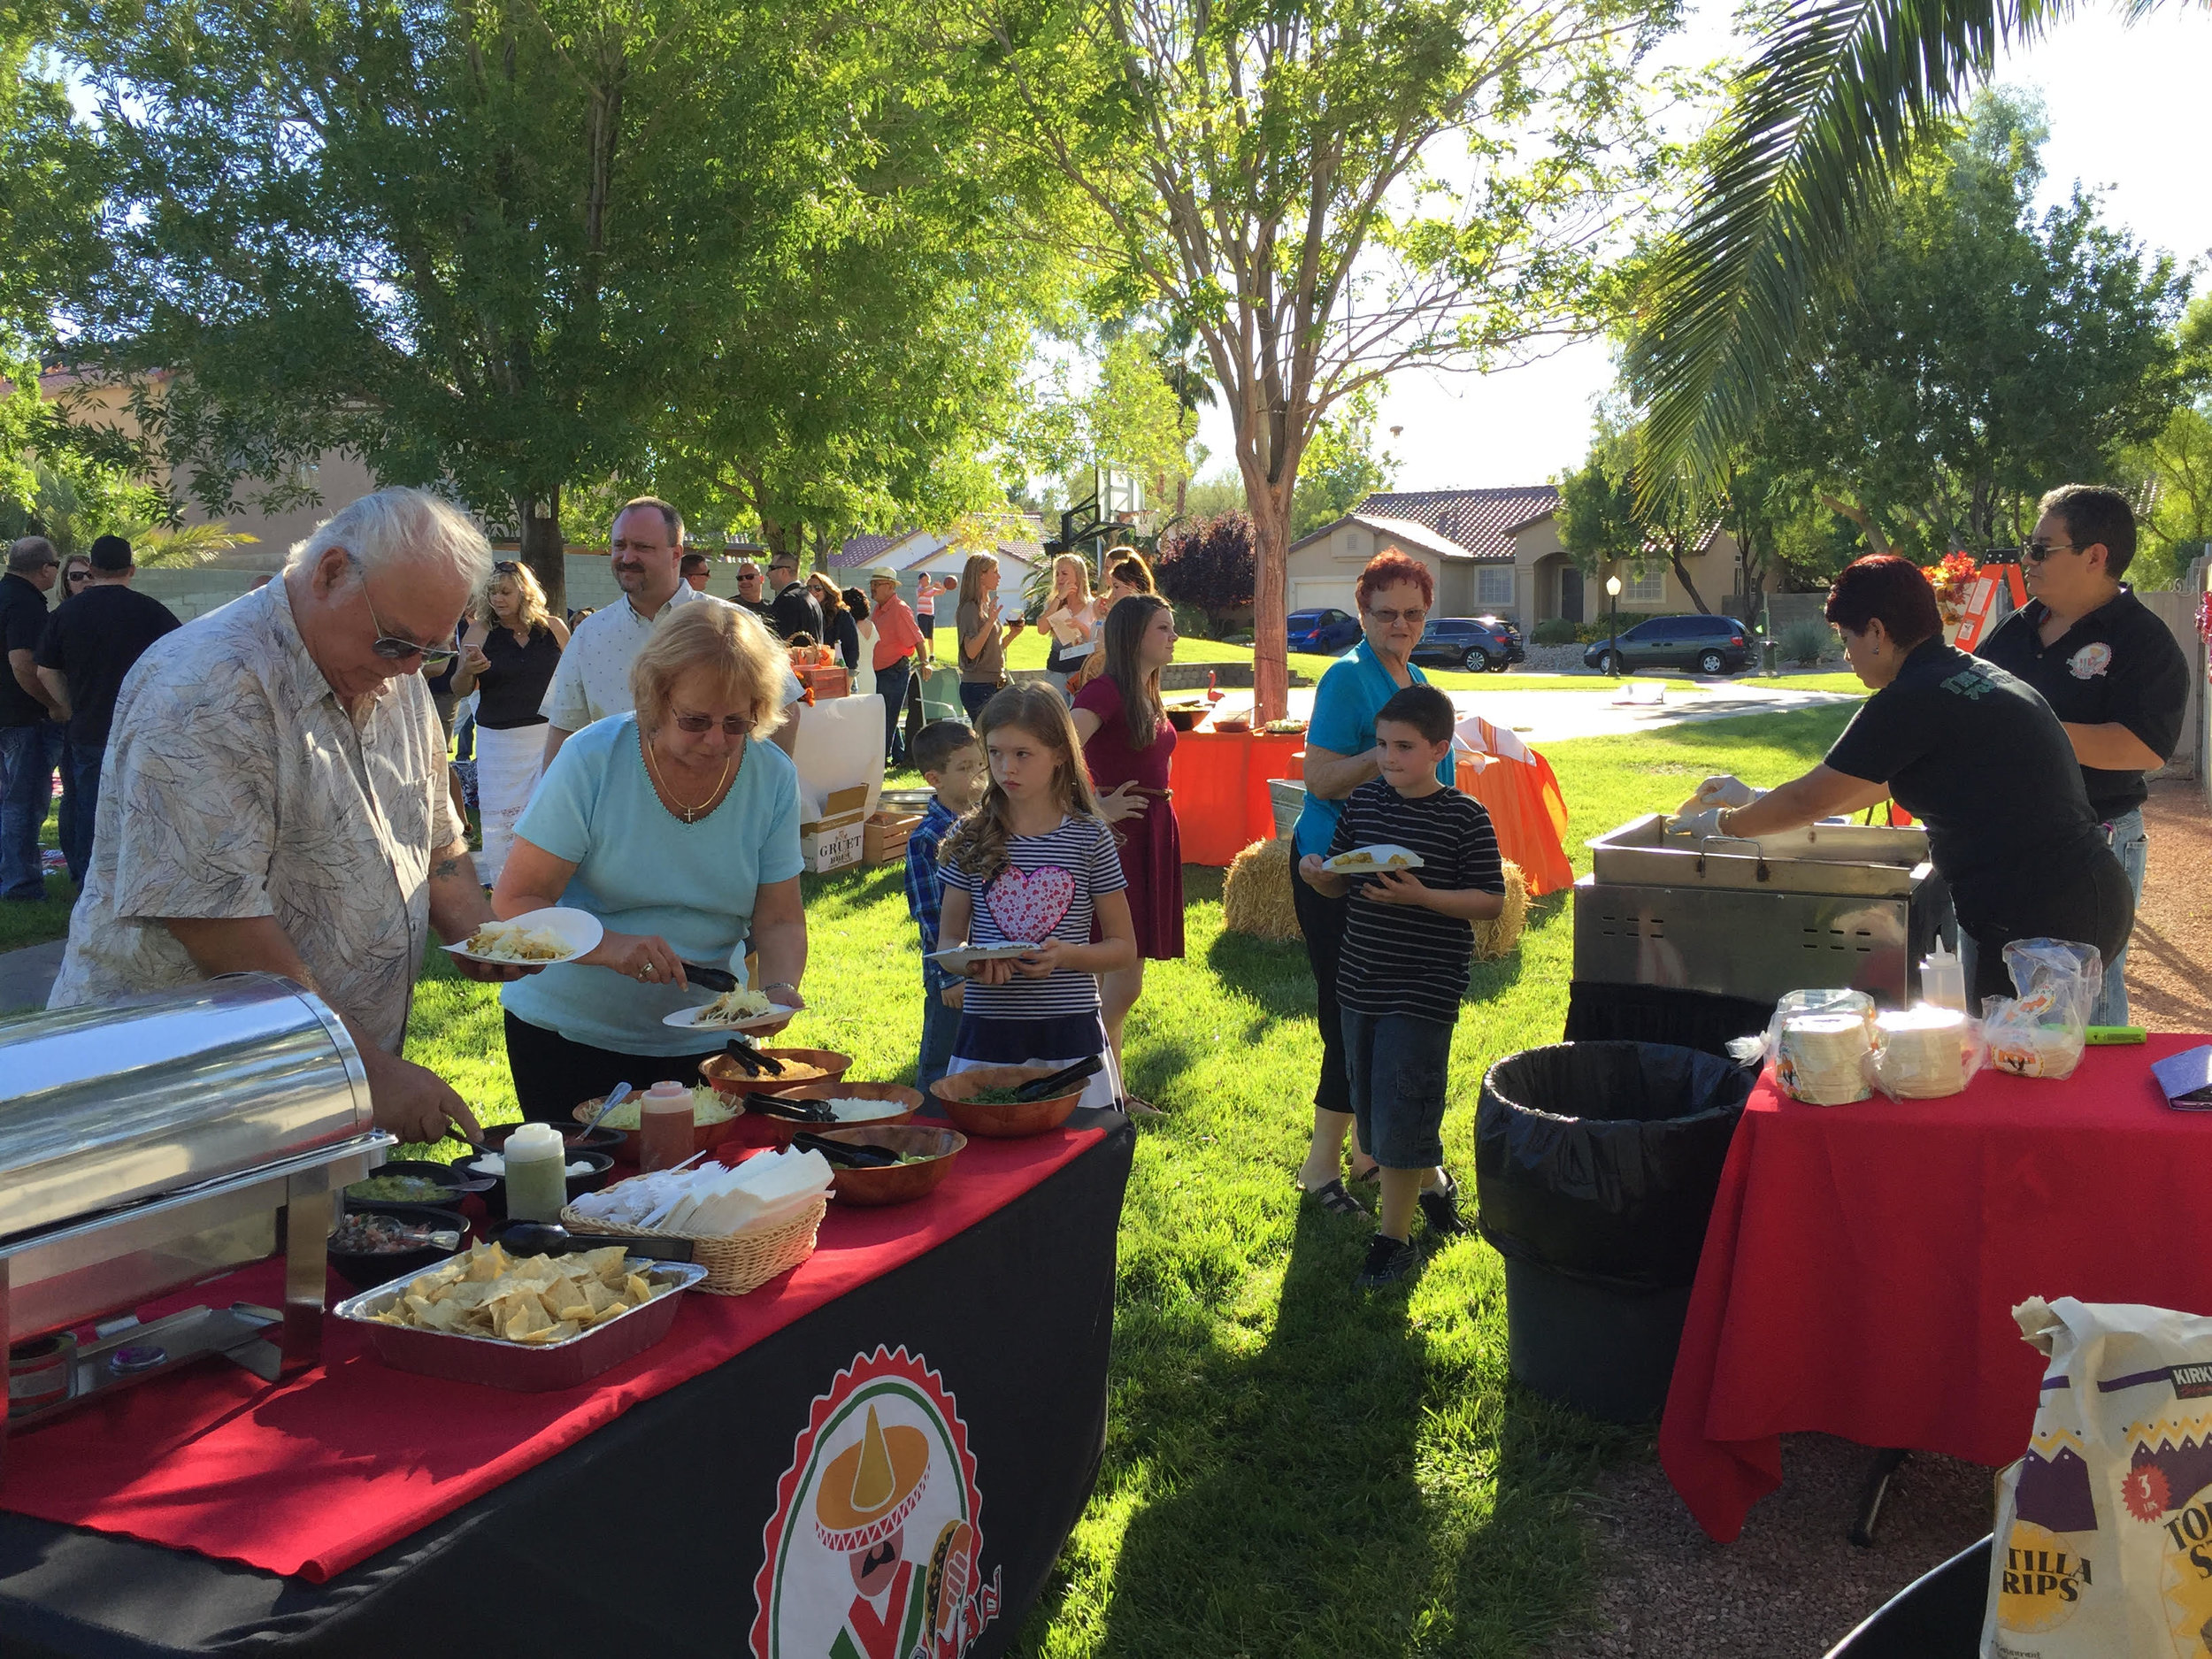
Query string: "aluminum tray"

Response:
xmin=1586 ymin=813 xmax=1932 ymax=897
xmin=334 ymin=1256 xmax=707 ymax=1391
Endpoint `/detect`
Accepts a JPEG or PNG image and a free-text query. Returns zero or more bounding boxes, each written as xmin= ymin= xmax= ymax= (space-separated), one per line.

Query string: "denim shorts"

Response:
xmin=1341 ymin=1008 xmax=1455 ymax=1169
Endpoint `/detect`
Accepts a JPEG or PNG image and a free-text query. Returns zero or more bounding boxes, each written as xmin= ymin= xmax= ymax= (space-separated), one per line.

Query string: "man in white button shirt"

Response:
xmin=541 ymin=497 xmax=802 ymax=764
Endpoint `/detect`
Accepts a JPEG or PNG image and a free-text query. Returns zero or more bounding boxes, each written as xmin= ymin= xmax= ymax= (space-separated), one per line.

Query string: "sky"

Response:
xmin=1189 ymin=4 xmax=2212 ymax=495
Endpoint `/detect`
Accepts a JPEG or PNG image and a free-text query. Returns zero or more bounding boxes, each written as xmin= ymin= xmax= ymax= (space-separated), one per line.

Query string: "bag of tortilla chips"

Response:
xmin=1984 ymin=1296 xmax=2212 ymax=1656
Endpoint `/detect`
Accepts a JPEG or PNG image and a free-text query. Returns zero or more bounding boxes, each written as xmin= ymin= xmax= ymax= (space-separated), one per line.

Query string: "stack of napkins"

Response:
xmin=569 ymin=1149 xmax=832 ymax=1237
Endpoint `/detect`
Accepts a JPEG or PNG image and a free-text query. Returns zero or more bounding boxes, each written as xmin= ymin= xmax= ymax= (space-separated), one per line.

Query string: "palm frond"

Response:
xmin=1626 ymin=0 xmax=2077 ymax=488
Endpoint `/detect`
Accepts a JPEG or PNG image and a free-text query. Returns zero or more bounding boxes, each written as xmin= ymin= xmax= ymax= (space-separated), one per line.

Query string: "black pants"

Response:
xmin=1292 ymin=870 xmax=1353 ymax=1118
xmin=876 ymin=659 xmax=911 ymax=763
xmin=503 ymin=1011 xmax=722 ymax=1125
xmin=1962 ymin=842 xmax=2136 ymax=1006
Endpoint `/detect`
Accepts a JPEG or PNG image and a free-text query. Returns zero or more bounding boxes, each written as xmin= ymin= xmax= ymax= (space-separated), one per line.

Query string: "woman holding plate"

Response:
xmin=493 ymin=602 xmax=809 ymax=1122
xmin=1288 ymin=550 xmax=1455 ymax=1214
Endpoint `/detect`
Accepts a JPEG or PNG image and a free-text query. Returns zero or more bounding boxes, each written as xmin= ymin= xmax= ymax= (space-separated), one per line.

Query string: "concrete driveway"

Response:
xmin=1213 ymin=679 xmax=1863 ymax=747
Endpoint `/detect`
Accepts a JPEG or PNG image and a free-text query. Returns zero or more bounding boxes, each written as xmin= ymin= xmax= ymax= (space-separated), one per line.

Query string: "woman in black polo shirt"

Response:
xmin=1680 ymin=555 xmax=2131 ymax=1006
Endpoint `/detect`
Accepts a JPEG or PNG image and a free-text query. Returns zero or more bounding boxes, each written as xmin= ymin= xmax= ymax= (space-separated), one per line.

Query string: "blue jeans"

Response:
xmin=2092 ymin=808 xmax=2147 ymax=1026
xmin=65 ymin=738 xmax=103 ymax=887
xmin=0 ymin=721 xmax=63 ymax=900
xmin=877 ymin=659 xmax=911 ymax=764
xmin=1341 ymin=1007 xmax=1455 ymax=1169
xmin=918 ymin=986 xmax=960 ymax=1093
xmin=958 ymin=681 xmax=996 ymax=724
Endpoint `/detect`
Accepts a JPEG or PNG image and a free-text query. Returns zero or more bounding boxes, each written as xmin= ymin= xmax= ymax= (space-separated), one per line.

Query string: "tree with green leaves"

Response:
xmin=1555 ymin=424 xmax=1722 ymax=612
xmin=967 ymin=0 xmax=1681 ymax=719
xmin=2124 ymin=294 xmax=2212 ymax=588
xmin=1289 ymin=388 xmax=1400 ymax=541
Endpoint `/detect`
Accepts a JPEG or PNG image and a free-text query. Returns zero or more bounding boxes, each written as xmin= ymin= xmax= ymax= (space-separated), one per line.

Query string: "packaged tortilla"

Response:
xmin=1983 ymin=1297 xmax=2212 ymax=1656
xmin=1982 ymin=939 xmax=2101 ymax=1081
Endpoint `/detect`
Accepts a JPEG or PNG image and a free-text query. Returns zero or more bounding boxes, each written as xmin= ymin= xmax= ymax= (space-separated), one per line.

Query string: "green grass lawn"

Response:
xmin=397 ymin=701 xmax=1858 ymax=1657
xmin=0 ymin=796 xmax=74 ymax=953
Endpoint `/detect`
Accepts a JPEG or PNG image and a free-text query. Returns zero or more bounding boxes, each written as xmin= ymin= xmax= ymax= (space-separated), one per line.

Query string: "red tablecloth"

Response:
xmin=0 ymin=1125 xmax=1103 ymax=1581
xmin=1660 ymin=1035 xmax=2212 ymax=1542
xmin=1168 ymin=728 xmax=1302 ymax=864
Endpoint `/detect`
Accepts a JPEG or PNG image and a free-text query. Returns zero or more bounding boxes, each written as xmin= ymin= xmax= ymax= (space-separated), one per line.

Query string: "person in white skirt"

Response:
xmin=451 ymin=560 xmax=569 ymax=887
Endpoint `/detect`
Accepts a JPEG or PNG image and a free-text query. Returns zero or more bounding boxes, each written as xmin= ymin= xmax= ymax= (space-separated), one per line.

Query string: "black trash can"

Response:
xmin=1477 ymin=1041 xmax=1751 ymax=1423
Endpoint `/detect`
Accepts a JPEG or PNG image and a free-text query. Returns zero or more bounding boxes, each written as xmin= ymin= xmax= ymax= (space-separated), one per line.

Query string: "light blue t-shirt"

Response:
xmin=500 ymin=716 xmax=805 ymax=1056
xmin=1292 ymin=639 xmax=1453 ymax=857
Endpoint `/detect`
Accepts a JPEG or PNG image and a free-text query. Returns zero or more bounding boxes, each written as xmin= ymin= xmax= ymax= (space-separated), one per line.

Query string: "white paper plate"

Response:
xmin=442 ymin=906 xmax=603 ymax=966
xmin=925 ymin=943 xmax=1039 ymax=974
xmin=661 ymin=1002 xmax=791 ymax=1033
xmin=1322 ymin=845 xmax=1425 ymax=875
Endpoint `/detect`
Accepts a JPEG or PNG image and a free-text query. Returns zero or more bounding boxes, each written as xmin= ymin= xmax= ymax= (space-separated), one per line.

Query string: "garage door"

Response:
xmin=1292 ymin=581 xmax=1357 ymax=613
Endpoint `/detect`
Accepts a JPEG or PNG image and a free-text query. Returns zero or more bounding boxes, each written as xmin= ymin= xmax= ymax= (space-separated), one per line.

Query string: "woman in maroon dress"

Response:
xmin=1072 ymin=595 xmax=1184 ymax=1114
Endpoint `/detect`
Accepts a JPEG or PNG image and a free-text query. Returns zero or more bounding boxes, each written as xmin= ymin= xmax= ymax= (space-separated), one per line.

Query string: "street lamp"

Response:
xmin=1605 ymin=574 xmax=1623 ymax=676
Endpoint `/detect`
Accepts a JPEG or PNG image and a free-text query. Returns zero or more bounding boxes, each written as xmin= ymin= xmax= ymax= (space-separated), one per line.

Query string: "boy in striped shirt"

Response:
xmin=1298 ymin=684 xmax=1504 ymax=1289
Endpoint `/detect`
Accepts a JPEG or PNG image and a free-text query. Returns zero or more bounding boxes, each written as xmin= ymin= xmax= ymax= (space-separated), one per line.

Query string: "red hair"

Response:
xmin=1356 ymin=550 xmax=1433 ymax=611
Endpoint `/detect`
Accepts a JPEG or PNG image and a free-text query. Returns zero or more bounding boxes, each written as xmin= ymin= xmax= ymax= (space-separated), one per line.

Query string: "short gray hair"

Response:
xmin=286 ymin=488 xmax=494 ymax=591
xmin=8 ymin=536 xmax=57 ymax=574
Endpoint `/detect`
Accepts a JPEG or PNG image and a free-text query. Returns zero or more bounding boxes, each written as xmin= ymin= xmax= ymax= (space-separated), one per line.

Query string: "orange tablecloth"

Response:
xmin=1168 ymin=728 xmax=1304 ymax=865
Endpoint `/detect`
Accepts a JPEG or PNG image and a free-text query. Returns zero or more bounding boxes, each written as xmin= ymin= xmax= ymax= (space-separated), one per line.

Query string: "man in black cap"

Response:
xmin=35 ymin=534 xmax=180 ymax=886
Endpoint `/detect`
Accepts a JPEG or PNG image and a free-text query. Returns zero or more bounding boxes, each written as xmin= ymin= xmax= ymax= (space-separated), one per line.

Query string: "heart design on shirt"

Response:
xmin=986 ymin=865 xmax=1075 ymax=943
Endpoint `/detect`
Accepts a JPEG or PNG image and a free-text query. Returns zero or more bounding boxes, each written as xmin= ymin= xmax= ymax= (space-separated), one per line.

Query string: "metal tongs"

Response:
xmin=680 ymin=962 xmax=741 ymax=993
xmin=720 ymin=1037 xmax=786 ymax=1077
xmin=788 ymin=1131 xmax=902 ymax=1169
xmin=1010 ymin=1056 xmax=1103 ymax=1101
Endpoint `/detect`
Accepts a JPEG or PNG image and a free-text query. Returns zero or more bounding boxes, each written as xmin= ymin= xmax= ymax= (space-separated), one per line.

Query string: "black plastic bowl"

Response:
xmin=326 ymin=1203 xmax=471 ymax=1292
xmin=342 ymin=1157 xmax=485 ymax=1216
xmin=468 ymin=1148 xmax=618 ymax=1223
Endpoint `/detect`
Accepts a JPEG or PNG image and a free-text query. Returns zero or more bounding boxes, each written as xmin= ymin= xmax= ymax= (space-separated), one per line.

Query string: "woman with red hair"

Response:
xmin=1678 ymin=554 xmax=2131 ymax=1005
xmin=1286 ymin=549 xmax=1463 ymax=1234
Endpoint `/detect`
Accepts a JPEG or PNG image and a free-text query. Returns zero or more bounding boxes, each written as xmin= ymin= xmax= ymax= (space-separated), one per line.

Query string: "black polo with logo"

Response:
xmin=1975 ymin=588 xmax=2189 ymax=821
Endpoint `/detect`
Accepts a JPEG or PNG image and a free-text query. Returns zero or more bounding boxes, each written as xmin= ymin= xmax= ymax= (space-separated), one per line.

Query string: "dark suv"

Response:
xmin=1582 ymin=613 xmax=1753 ymax=676
xmin=1411 ymin=615 xmax=1525 ymax=673
xmin=1286 ymin=607 xmax=1362 ymax=654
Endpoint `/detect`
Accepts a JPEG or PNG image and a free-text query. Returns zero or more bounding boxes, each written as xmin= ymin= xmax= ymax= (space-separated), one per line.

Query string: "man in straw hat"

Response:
xmin=864 ymin=566 xmax=925 ymax=764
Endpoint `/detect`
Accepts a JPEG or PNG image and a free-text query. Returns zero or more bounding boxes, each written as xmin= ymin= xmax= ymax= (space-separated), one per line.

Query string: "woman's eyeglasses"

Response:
xmin=671 ymin=711 xmax=749 ymax=735
xmin=65 ymin=569 xmax=91 ymax=583
xmin=492 ymin=560 xmax=521 ymax=574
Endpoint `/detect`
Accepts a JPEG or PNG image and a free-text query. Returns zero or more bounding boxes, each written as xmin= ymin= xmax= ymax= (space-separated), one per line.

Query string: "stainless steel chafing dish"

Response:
xmin=1 ymin=973 xmax=392 ymax=1470
xmin=1573 ymin=814 xmax=1956 ymax=1007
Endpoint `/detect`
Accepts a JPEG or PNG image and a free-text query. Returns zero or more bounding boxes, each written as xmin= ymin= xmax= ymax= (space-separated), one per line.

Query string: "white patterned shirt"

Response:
xmin=540 ymin=582 xmax=802 ymax=729
xmin=48 ymin=578 xmax=459 ymax=1053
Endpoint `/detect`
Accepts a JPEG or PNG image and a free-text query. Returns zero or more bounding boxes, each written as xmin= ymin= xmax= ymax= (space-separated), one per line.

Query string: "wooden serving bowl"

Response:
xmin=572 ymin=1096 xmax=743 ymax=1165
xmin=698 ymin=1048 xmax=854 ymax=1101
xmin=814 ymin=1125 xmax=966 ymax=1207
xmin=928 ymin=1065 xmax=1086 ymax=1139
xmin=739 ymin=1079 xmax=921 ymax=1148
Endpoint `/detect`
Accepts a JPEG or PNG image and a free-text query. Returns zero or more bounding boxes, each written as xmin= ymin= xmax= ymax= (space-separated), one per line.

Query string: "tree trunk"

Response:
xmin=519 ymin=488 xmax=565 ymax=615
xmin=1245 ymin=477 xmax=1291 ymax=725
xmin=1668 ymin=544 xmax=1710 ymax=613
xmin=1818 ymin=492 xmax=1895 ymax=557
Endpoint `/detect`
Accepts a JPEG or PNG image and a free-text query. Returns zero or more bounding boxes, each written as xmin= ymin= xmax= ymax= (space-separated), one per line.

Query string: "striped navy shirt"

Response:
xmin=939 ymin=813 xmax=1126 ymax=1019
xmin=1327 ymin=780 xmax=1503 ymax=1023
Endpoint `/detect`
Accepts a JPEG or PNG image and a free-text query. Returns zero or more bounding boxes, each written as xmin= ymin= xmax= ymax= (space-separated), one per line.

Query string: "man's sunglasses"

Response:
xmin=352 ymin=560 xmax=458 ymax=663
xmin=2022 ymin=540 xmax=2085 ymax=564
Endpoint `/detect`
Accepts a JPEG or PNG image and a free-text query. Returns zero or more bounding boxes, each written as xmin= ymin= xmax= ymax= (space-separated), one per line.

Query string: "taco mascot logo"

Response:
xmin=752 ymin=1346 xmax=999 ymax=1659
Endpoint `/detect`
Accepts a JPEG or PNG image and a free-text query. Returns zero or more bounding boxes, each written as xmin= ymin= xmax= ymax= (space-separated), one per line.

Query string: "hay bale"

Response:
xmin=1223 ymin=838 xmax=1302 ymax=942
xmin=1472 ymin=859 xmax=1528 ymax=961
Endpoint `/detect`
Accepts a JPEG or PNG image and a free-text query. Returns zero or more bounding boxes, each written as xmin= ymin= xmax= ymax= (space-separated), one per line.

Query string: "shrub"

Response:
xmin=1780 ymin=619 xmax=1835 ymax=665
xmin=1170 ymin=602 xmax=1212 ymax=641
xmin=1530 ymin=618 xmax=1578 ymax=646
xmin=1154 ymin=511 xmax=1255 ymax=629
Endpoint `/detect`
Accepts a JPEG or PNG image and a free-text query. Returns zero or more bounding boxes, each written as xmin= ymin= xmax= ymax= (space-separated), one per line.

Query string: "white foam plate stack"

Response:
xmin=1777 ymin=1012 xmax=1872 ymax=1104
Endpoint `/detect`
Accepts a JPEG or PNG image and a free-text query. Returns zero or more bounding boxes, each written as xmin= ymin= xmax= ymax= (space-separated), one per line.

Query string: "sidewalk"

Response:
xmin=0 ymin=936 xmax=65 ymax=1014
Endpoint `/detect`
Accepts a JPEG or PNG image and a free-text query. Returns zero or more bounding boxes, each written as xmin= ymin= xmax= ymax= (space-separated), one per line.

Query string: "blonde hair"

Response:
xmin=1048 ymin=551 xmax=1093 ymax=608
xmin=478 ymin=561 xmax=554 ymax=635
xmin=960 ymin=551 xmax=1010 ymax=617
xmin=940 ymin=684 xmax=1102 ymax=881
xmin=629 ymin=601 xmax=788 ymax=740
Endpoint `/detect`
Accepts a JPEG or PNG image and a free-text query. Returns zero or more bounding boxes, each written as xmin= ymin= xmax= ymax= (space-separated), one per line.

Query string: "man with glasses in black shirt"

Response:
xmin=1975 ymin=485 xmax=2189 ymax=1026
xmin=0 ymin=536 xmax=65 ymax=901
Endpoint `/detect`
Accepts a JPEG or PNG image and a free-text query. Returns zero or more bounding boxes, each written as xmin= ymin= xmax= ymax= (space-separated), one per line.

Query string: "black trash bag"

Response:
xmin=1476 ymin=1041 xmax=1750 ymax=1290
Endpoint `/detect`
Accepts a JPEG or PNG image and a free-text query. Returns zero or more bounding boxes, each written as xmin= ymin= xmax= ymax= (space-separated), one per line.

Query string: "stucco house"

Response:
xmin=828 ymin=518 xmax=1043 ymax=617
xmin=1284 ymin=486 xmax=1740 ymax=626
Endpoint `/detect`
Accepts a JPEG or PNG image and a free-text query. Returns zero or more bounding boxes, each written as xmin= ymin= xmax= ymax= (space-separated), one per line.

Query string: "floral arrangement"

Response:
xmin=1923 ymin=550 xmax=1978 ymax=623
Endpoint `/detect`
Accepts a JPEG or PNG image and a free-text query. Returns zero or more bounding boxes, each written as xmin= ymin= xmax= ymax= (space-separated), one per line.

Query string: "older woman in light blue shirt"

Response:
xmin=495 ymin=601 xmax=808 ymax=1121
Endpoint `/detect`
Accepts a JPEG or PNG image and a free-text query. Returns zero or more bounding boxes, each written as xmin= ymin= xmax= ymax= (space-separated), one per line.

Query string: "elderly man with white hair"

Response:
xmin=49 ymin=487 xmax=526 ymax=1145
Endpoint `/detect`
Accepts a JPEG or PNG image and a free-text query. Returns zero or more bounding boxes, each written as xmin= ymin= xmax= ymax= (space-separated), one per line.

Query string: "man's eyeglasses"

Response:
xmin=671 ymin=711 xmax=749 ymax=735
xmin=2023 ymin=540 xmax=2084 ymax=564
xmin=352 ymin=563 xmax=458 ymax=664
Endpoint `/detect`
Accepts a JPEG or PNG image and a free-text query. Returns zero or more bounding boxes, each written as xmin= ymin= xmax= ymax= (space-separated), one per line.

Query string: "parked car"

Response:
xmin=1411 ymin=615 xmax=1525 ymax=673
xmin=1286 ymin=607 xmax=1362 ymax=654
xmin=1582 ymin=613 xmax=1755 ymax=676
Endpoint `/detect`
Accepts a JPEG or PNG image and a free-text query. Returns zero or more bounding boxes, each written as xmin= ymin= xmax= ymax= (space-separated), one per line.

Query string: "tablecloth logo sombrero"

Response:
xmin=753 ymin=1346 xmax=998 ymax=1659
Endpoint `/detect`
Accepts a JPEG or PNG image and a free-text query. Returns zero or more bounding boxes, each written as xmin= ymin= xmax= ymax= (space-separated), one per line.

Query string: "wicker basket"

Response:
xmin=558 ymin=1194 xmax=826 ymax=1295
xmin=1268 ymin=776 xmax=1308 ymax=840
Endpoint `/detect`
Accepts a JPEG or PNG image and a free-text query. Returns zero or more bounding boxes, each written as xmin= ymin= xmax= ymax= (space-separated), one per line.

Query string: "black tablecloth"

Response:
xmin=0 ymin=1116 xmax=1134 ymax=1657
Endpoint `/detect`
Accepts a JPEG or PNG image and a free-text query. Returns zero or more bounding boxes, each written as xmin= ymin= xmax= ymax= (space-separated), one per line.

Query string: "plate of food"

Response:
xmin=445 ymin=907 xmax=603 ymax=967
xmin=662 ymin=987 xmax=789 ymax=1032
xmin=1322 ymin=844 xmax=1425 ymax=875
xmin=925 ymin=942 xmax=1039 ymax=974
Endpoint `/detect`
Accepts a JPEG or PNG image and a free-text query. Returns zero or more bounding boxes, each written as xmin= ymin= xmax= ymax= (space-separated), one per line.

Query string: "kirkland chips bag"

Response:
xmin=1984 ymin=1297 xmax=2212 ymax=1657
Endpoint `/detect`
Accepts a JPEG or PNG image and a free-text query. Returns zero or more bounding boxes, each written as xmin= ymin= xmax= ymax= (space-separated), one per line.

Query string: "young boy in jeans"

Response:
xmin=1298 ymin=684 xmax=1504 ymax=1289
xmin=905 ymin=719 xmax=988 ymax=1089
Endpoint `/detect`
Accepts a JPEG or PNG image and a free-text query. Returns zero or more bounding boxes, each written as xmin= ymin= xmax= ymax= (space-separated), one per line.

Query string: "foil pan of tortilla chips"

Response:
xmin=334 ymin=1240 xmax=708 ymax=1392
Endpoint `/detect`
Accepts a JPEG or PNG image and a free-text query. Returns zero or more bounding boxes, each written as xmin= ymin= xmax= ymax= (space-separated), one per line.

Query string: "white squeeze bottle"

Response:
xmin=503 ymin=1123 xmax=568 ymax=1224
xmin=1921 ymin=941 xmax=1966 ymax=1013
xmin=639 ymin=1080 xmax=695 ymax=1173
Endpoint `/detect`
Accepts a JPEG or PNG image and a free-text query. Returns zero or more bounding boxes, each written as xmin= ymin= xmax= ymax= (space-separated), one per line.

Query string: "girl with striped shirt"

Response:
xmin=937 ymin=684 xmax=1138 ymax=1112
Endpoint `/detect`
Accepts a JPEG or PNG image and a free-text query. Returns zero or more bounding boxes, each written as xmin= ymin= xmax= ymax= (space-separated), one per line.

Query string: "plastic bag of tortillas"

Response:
xmin=1983 ymin=1296 xmax=2212 ymax=1657
xmin=1981 ymin=939 xmax=2100 ymax=1080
